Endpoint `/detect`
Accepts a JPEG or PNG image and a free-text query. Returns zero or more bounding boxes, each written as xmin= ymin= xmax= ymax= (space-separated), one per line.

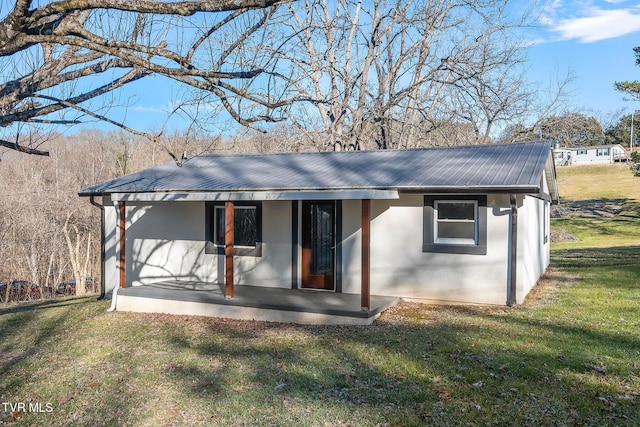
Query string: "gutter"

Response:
xmin=507 ymin=194 xmax=518 ymax=306
xmin=79 ymin=185 xmax=543 ymax=199
xmin=89 ymin=196 xmax=106 ymax=300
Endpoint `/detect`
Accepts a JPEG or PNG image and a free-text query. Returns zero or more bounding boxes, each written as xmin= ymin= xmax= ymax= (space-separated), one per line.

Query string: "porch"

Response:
xmin=115 ymin=281 xmax=400 ymax=325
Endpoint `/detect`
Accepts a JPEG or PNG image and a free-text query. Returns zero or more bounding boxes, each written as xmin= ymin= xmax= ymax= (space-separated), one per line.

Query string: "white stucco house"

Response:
xmin=80 ymin=141 xmax=559 ymax=325
xmin=554 ymin=144 xmax=628 ymax=166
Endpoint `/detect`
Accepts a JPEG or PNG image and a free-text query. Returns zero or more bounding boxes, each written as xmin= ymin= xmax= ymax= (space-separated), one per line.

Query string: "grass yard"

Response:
xmin=1 ymin=164 xmax=639 ymax=426
xmin=554 ymin=163 xmax=640 ymax=201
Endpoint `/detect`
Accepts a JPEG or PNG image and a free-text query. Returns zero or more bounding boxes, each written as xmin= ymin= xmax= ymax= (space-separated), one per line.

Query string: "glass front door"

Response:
xmin=301 ymin=201 xmax=335 ymax=290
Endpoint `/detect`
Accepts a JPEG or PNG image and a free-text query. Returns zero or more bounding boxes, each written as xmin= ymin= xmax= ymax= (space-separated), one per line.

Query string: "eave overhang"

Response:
xmin=80 ymin=184 xmax=547 ymax=202
xmin=97 ymin=189 xmax=400 ymax=202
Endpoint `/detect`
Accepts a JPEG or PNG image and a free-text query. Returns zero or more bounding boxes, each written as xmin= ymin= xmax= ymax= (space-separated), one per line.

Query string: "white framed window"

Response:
xmin=434 ymin=200 xmax=478 ymax=245
xmin=423 ymin=196 xmax=487 ymax=255
xmin=577 ymin=149 xmax=587 ymax=155
xmin=596 ymin=148 xmax=609 ymax=157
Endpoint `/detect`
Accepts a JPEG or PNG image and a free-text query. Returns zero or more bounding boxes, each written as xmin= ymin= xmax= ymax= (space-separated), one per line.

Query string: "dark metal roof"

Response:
xmin=80 ymin=141 xmax=554 ymax=196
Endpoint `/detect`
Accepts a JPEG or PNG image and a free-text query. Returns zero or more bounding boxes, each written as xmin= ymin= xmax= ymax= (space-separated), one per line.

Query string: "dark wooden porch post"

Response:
xmin=225 ymin=201 xmax=235 ymax=298
xmin=118 ymin=201 xmax=126 ymax=288
xmin=361 ymin=199 xmax=371 ymax=311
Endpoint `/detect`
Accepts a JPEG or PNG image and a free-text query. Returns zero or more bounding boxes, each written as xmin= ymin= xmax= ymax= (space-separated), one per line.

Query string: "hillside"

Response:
xmin=552 ymin=163 xmax=640 ymax=248
xmin=555 ymin=163 xmax=640 ymax=202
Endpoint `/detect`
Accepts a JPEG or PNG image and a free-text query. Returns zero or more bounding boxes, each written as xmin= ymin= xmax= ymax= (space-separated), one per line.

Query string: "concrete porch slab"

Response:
xmin=115 ymin=281 xmax=399 ymax=325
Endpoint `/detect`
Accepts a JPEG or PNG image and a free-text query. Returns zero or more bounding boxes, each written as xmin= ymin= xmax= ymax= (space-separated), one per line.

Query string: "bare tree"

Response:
xmin=0 ymin=0 xmax=293 ymax=162
xmin=500 ymin=112 xmax=604 ymax=147
xmin=0 ymin=130 xmax=119 ymax=300
xmin=63 ymin=211 xmax=92 ymax=296
xmin=275 ymin=0 xmax=554 ymax=150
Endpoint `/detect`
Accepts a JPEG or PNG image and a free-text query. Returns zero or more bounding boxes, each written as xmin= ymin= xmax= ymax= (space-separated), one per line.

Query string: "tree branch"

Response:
xmin=0 ymin=139 xmax=50 ymax=156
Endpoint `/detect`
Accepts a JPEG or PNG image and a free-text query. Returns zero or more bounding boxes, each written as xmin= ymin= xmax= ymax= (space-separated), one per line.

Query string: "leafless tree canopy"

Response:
xmin=276 ymin=0 xmax=552 ymax=150
xmin=1 ymin=0 xmax=571 ymax=160
xmin=0 ymin=0 xmax=292 ymax=161
xmin=499 ymin=112 xmax=604 ymax=146
xmin=0 ymin=129 xmax=228 ymax=300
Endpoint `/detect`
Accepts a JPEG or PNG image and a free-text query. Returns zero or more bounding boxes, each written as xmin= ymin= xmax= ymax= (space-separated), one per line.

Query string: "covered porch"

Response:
xmin=115 ymin=281 xmax=400 ymax=325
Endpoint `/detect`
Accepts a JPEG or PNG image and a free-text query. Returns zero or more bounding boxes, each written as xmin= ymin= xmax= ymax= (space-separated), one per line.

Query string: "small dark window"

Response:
xmin=206 ymin=202 xmax=262 ymax=256
xmin=214 ymin=206 xmax=257 ymax=247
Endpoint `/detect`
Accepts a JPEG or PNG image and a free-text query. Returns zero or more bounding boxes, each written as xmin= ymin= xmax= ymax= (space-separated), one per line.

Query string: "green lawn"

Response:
xmin=1 ymin=165 xmax=639 ymax=426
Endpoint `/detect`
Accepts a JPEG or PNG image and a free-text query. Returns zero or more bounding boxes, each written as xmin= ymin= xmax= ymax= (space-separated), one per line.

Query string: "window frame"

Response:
xmin=543 ymin=201 xmax=549 ymax=244
xmin=423 ymin=195 xmax=487 ymax=255
xmin=433 ymin=200 xmax=479 ymax=245
xmin=205 ymin=202 xmax=262 ymax=257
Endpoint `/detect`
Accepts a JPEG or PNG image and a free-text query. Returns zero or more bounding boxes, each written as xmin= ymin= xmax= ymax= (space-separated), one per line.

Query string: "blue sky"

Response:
xmin=79 ymin=0 xmax=640 ymax=134
xmin=524 ymin=0 xmax=640 ymax=118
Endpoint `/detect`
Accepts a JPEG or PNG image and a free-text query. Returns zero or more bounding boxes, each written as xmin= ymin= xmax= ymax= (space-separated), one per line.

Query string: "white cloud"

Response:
xmin=555 ymin=7 xmax=640 ymax=42
xmin=132 ymin=105 xmax=165 ymax=113
xmin=544 ymin=3 xmax=640 ymax=43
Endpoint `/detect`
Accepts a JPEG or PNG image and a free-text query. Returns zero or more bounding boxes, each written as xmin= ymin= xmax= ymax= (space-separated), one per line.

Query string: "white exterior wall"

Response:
xmin=103 ymin=195 xmax=119 ymax=295
xmin=236 ymin=201 xmax=292 ymax=288
xmin=105 ymin=200 xmax=293 ymax=291
xmin=341 ymin=200 xmax=363 ymax=292
xmin=102 ymin=193 xmax=549 ymax=306
xmin=126 ymin=201 xmax=213 ymax=286
xmin=570 ymin=145 xmax=625 ymax=164
xmin=517 ymin=194 xmax=550 ymax=303
xmin=341 ymin=194 xmax=514 ymax=305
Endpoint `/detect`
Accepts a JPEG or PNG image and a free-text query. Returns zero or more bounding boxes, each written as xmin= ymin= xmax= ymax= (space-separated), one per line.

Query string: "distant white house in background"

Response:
xmin=80 ymin=141 xmax=558 ymax=324
xmin=553 ymin=143 xmax=628 ymax=166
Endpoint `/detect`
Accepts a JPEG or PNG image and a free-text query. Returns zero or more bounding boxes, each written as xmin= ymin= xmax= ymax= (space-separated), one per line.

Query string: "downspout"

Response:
xmin=507 ymin=194 xmax=518 ymax=306
xmin=107 ymin=284 xmax=119 ymax=312
xmin=89 ymin=196 xmax=106 ymax=300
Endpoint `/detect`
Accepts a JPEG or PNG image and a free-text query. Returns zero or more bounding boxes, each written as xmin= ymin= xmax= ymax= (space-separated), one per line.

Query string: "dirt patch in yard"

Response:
xmin=551 ymin=199 xmax=624 ymax=218
xmin=376 ymin=268 xmax=578 ymax=324
xmin=550 ymin=198 xmax=627 ymax=242
xmin=550 ymin=228 xmax=577 ymax=243
xmin=522 ymin=267 xmax=580 ymax=308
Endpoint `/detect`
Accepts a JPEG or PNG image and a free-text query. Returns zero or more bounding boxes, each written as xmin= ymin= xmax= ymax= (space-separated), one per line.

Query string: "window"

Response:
xmin=205 ymin=202 xmax=262 ymax=256
xmin=596 ymin=148 xmax=609 ymax=157
xmin=434 ymin=200 xmax=478 ymax=244
xmin=423 ymin=196 xmax=487 ymax=255
xmin=577 ymin=149 xmax=587 ymax=155
xmin=543 ymin=201 xmax=549 ymax=244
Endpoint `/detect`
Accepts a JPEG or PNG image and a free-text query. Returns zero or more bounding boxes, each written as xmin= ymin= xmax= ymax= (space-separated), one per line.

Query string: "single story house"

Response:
xmin=553 ymin=143 xmax=628 ymax=166
xmin=80 ymin=141 xmax=559 ymax=325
